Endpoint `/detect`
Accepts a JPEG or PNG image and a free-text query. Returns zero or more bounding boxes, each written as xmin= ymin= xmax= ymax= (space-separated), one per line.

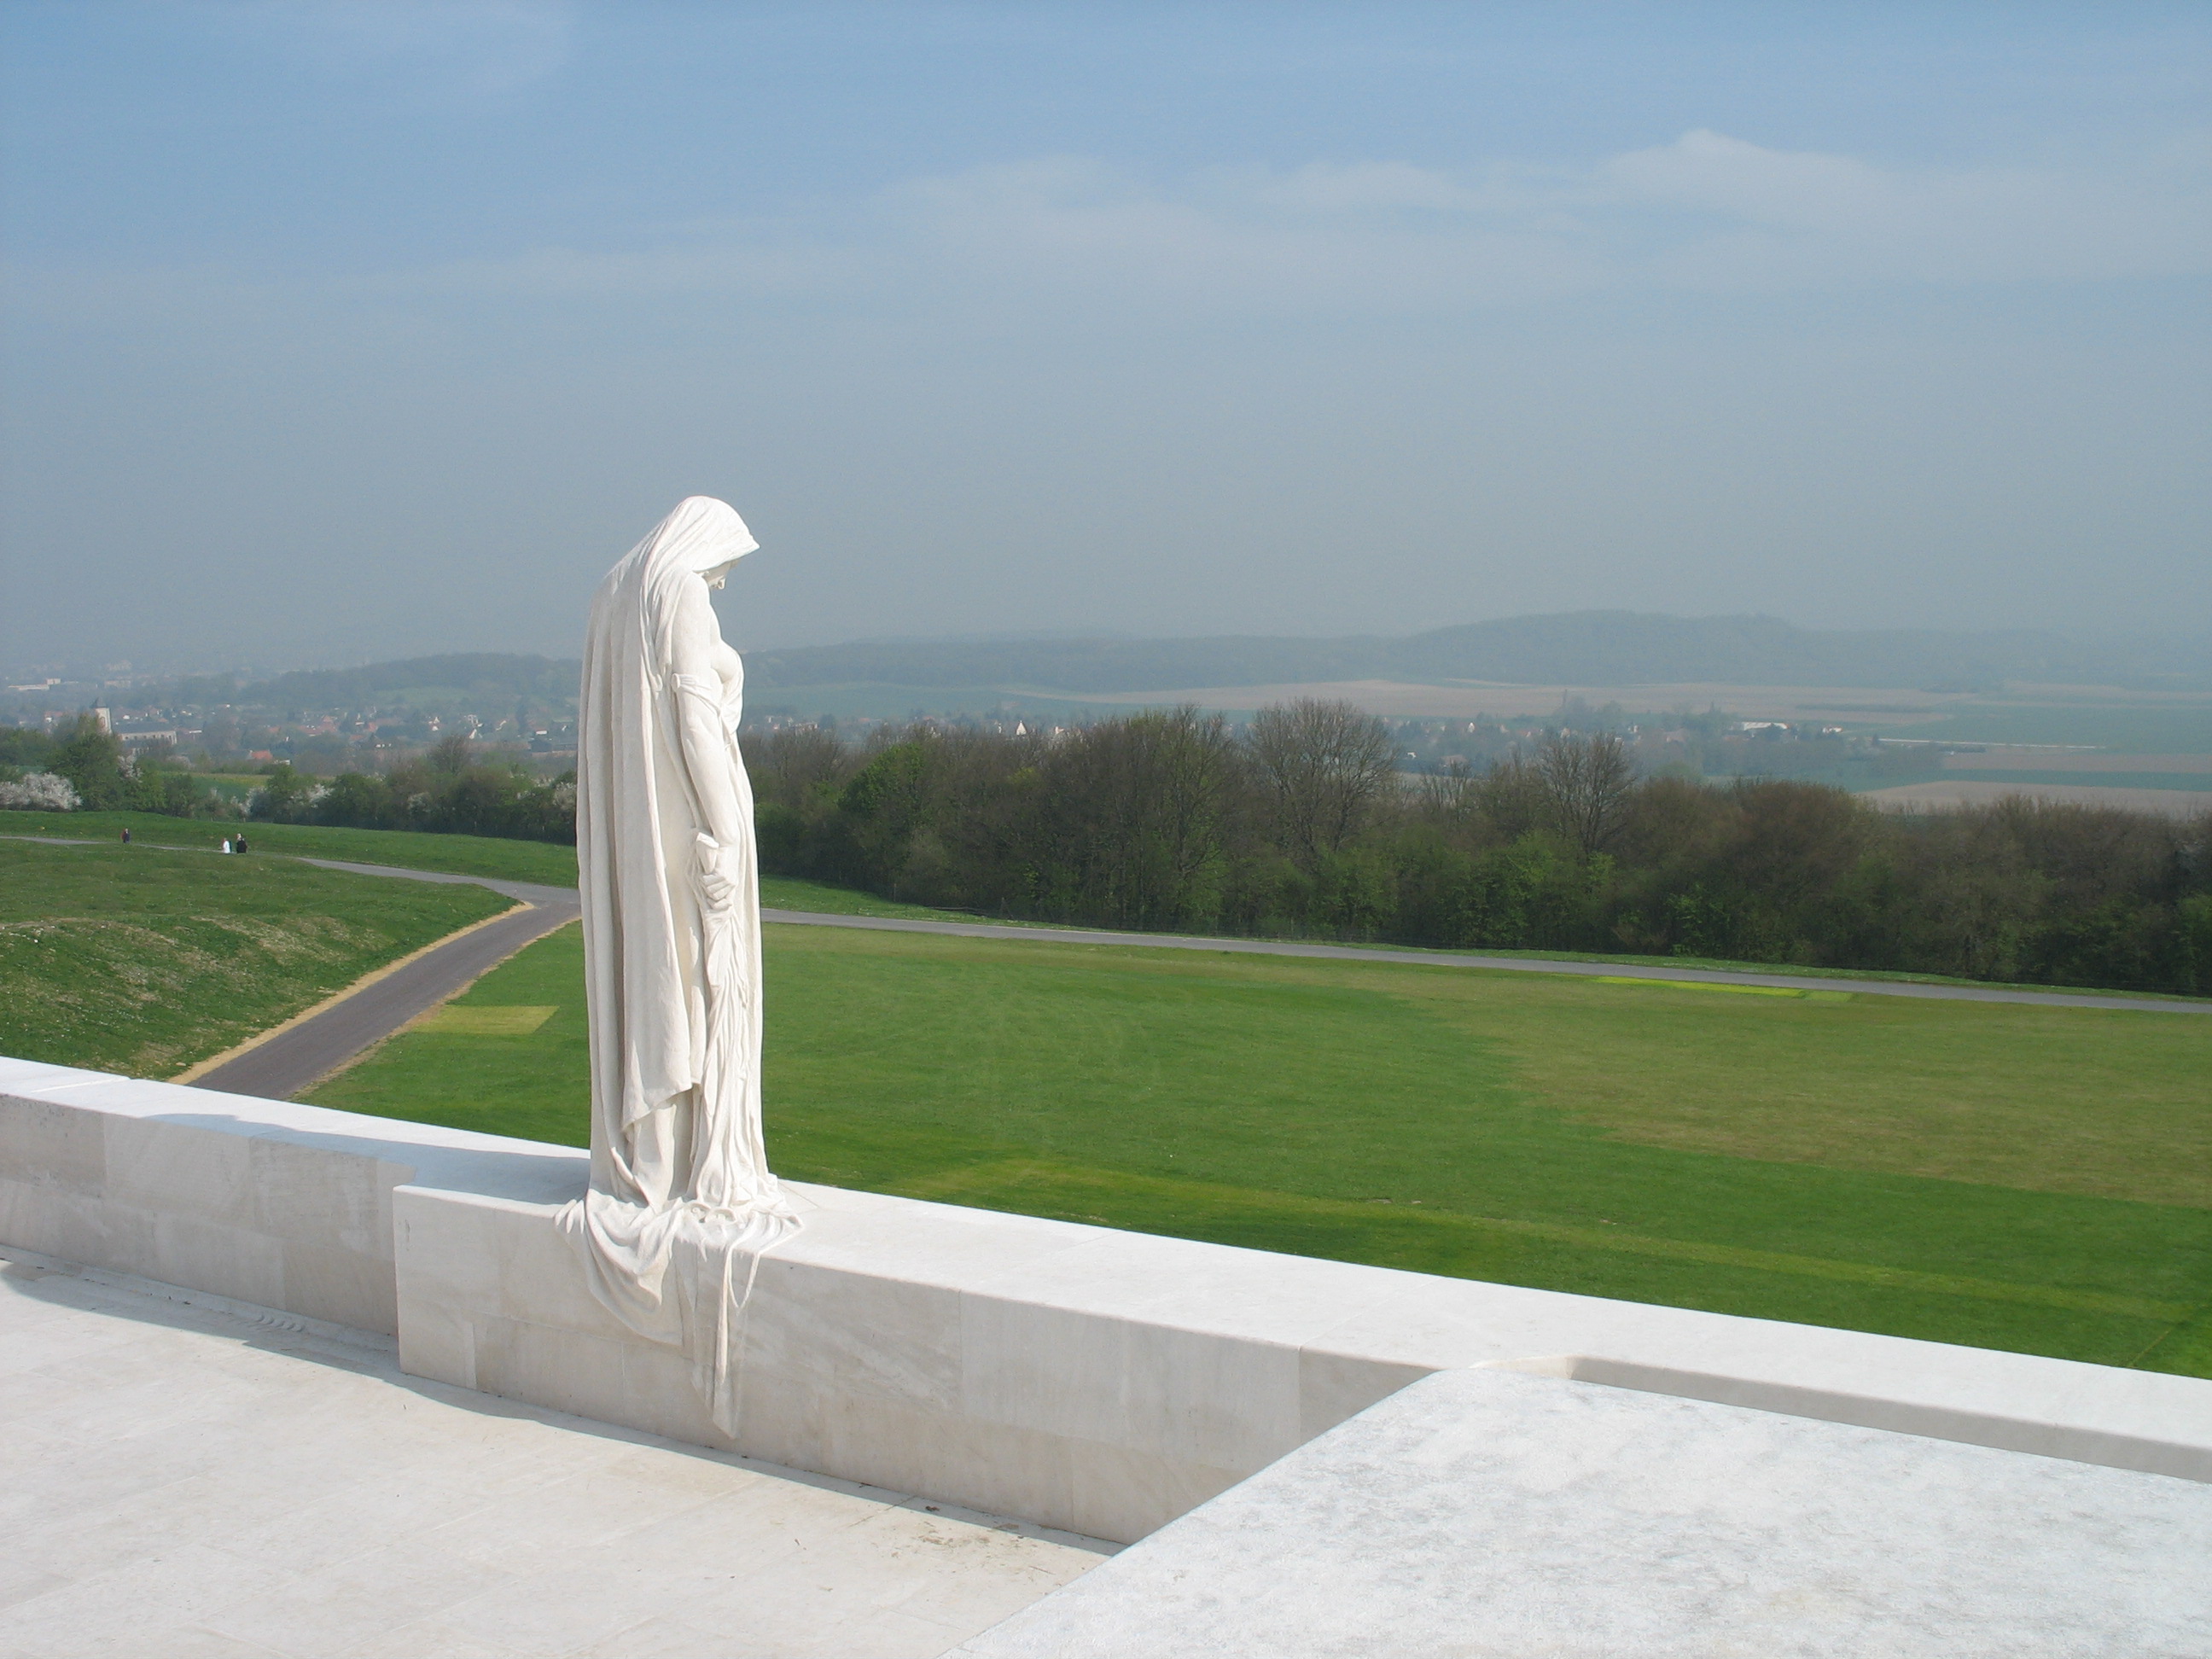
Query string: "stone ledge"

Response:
xmin=4 ymin=1053 xmax=2209 ymax=1546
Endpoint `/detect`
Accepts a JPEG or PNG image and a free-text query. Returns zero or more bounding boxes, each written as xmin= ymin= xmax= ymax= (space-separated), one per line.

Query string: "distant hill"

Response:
xmin=747 ymin=613 xmax=2211 ymax=694
xmin=178 ymin=617 xmax=2208 ymax=713
xmin=204 ymin=655 xmax=584 ymax=714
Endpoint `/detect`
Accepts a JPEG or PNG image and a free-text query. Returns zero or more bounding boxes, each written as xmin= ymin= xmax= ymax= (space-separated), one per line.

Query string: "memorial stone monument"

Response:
xmin=556 ymin=496 xmax=800 ymax=1432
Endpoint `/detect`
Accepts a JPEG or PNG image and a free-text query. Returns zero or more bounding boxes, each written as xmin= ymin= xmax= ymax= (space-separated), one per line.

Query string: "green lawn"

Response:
xmin=0 ymin=838 xmax=511 ymax=1078
xmin=305 ymin=919 xmax=2212 ymax=1380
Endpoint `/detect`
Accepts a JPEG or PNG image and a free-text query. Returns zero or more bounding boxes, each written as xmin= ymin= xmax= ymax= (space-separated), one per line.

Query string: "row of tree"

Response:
xmin=0 ymin=718 xmax=219 ymax=815
xmin=14 ymin=703 xmax=2208 ymax=995
xmin=743 ymin=701 xmax=2212 ymax=997
xmin=0 ymin=719 xmax=577 ymax=843
xmin=249 ymin=736 xmax=578 ymax=843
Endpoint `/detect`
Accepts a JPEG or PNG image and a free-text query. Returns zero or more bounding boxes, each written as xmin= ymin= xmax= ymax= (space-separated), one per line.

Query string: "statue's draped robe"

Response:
xmin=557 ymin=497 xmax=798 ymax=1435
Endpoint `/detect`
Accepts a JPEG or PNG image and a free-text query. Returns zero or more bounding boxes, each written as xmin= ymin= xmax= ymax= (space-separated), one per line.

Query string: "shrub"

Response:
xmin=0 ymin=771 xmax=81 ymax=811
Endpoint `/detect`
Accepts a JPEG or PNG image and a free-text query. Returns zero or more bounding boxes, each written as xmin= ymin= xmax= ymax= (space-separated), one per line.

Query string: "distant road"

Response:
xmin=758 ymin=910 xmax=2212 ymax=1016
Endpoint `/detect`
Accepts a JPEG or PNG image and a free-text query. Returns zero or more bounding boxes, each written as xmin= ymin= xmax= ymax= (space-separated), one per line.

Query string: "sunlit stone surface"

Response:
xmin=957 ymin=1365 xmax=2212 ymax=1659
xmin=0 ymin=1256 xmax=1108 ymax=1659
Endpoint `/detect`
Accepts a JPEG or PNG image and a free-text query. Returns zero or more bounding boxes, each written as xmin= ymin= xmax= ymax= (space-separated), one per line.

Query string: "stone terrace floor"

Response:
xmin=0 ymin=1254 xmax=1109 ymax=1659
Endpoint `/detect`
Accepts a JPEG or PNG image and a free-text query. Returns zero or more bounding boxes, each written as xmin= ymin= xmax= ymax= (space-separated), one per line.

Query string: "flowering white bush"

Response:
xmin=0 ymin=771 xmax=82 ymax=810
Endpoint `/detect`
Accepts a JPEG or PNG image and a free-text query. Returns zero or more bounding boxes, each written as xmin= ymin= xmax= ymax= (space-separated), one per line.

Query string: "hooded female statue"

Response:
xmin=557 ymin=495 xmax=799 ymax=1435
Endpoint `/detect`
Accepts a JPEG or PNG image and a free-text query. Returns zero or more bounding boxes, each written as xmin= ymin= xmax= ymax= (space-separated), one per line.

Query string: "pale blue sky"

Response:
xmin=3 ymin=3 xmax=2207 ymax=670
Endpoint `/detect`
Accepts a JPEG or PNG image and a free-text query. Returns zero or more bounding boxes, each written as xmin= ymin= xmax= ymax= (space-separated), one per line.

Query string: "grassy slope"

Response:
xmin=0 ymin=839 xmax=510 ymax=1077
xmin=305 ymin=922 xmax=2212 ymax=1379
xmin=0 ymin=810 xmax=580 ymax=886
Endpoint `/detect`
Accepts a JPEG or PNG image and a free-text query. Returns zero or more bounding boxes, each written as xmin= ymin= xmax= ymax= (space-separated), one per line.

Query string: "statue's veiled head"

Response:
xmin=651 ymin=495 xmax=760 ymax=591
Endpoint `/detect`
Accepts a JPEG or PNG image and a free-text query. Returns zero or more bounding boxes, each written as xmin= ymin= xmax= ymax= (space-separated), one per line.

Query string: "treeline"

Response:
xmin=14 ymin=702 xmax=2209 ymax=995
xmin=0 ymin=719 xmax=579 ymax=842
xmin=744 ymin=701 xmax=2212 ymax=997
xmin=249 ymin=736 xmax=577 ymax=843
xmin=0 ymin=718 xmax=218 ymax=815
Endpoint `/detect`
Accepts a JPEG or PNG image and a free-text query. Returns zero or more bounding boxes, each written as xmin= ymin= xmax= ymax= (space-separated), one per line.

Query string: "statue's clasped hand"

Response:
xmin=695 ymin=832 xmax=741 ymax=911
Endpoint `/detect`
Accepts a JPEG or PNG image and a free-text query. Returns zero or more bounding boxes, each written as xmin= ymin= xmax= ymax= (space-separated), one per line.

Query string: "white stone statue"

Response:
xmin=557 ymin=495 xmax=799 ymax=1435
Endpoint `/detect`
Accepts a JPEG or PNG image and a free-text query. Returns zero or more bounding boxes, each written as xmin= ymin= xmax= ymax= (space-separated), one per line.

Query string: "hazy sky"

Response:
xmin=3 ymin=3 xmax=2207 ymax=672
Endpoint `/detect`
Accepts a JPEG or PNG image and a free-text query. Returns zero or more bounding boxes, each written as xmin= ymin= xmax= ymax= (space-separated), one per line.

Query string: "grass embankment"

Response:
xmin=306 ymin=921 xmax=2212 ymax=1379
xmin=0 ymin=809 xmax=580 ymax=887
xmin=0 ymin=809 xmax=992 ymax=920
xmin=0 ymin=838 xmax=511 ymax=1078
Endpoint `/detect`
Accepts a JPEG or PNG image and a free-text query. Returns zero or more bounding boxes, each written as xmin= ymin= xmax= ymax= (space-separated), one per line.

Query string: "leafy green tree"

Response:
xmin=48 ymin=716 xmax=130 ymax=811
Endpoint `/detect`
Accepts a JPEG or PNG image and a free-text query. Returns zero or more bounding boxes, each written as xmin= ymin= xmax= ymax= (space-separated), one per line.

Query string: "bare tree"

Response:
xmin=1417 ymin=758 xmax=1481 ymax=825
xmin=1538 ymin=730 xmax=1634 ymax=856
xmin=1248 ymin=698 xmax=1396 ymax=864
xmin=1042 ymin=707 xmax=1238 ymax=928
xmin=742 ymin=725 xmax=851 ymax=812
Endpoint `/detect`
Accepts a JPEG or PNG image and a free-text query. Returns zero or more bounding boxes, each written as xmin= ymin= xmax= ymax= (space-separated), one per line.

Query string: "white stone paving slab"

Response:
xmin=0 ymin=1255 xmax=1109 ymax=1659
xmin=958 ymin=1365 xmax=2212 ymax=1658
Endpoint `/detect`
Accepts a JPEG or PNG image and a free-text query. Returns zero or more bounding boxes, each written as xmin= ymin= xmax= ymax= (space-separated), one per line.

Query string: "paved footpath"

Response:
xmin=7 ymin=837 xmax=582 ymax=1098
xmin=185 ymin=860 xmax=580 ymax=1099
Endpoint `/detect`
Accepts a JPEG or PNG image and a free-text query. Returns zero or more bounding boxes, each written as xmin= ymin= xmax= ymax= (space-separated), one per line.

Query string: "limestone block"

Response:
xmin=394 ymin=1295 xmax=477 ymax=1391
xmin=1295 ymin=1348 xmax=1435 ymax=1441
xmin=959 ymin=1295 xmax=1136 ymax=1447
xmin=746 ymin=1256 xmax=965 ymax=1413
xmin=956 ymin=1366 xmax=2212 ymax=1657
xmin=1064 ymin=1438 xmax=1243 ymax=1548
xmin=103 ymin=1115 xmax=254 ymax=1228
xmin=247 ymin=1134 xmax=392 ymax=1260
xmin=279 ymin=1237 xmax=399 ymax=1334
xmin=148 ymin=1209 xmax=288 ymax=1310
xmin=0 ymin=1090 xmax=107 ymax=1195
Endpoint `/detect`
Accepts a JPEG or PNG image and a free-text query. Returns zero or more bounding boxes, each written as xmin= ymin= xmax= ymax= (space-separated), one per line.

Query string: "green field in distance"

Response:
xmin=306 ymin=917 xmax=2212 ymax=1382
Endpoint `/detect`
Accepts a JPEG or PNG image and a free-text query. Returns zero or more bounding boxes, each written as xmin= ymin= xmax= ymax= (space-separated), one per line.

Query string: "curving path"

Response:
xmin=184 ymin=861 xmax=579 ymax=1099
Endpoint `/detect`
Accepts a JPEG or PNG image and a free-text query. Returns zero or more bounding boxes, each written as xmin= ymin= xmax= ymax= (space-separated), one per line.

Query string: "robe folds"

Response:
xmin=556 ymin=496 xmax=800 ymax=1435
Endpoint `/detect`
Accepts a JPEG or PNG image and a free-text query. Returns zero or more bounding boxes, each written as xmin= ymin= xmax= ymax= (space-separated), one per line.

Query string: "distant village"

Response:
xmin=2 ymin=662 xmax=580 ymax=777
xmin=3 ymin=656 xmax=1923 ymax=797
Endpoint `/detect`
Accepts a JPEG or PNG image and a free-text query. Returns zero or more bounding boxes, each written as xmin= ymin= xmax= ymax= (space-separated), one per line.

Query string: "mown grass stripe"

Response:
xmin=1593 ymin=975 xmax=1854 ymax=1002
xmin=902 ymin=1159 xmax=2193 ymax=1324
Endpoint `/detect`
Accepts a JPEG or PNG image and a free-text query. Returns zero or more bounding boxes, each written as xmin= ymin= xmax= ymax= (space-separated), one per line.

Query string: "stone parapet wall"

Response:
xmin=4 ymin=1055 xmax=2209 ymax=1545
xmin=0 ymin=1057 xmax=581 ymax=1334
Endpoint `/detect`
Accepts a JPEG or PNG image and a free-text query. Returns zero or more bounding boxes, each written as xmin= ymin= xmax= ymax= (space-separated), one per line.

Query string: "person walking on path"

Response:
xmin=119 ymin=826 xmax=130 ymax=844
xmin=235 ymin=833 xmax=249 ymax=854
xmin=220 ymin=836 xmax=234 ymax=854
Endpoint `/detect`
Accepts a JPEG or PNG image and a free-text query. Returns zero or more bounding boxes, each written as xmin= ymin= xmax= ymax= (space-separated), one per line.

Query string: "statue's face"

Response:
xmin=701 ymin=559 xmax=740 ymax=590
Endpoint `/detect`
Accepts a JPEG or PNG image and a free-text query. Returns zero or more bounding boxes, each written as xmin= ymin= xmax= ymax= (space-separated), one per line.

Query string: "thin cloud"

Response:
xmin=346 ymin=128 xmax=2211 ymax=311
xmin=1604 ymin=128 xmax=2212 ymax=287
xmin=26 ymin=128 xmax=2202 ymax=321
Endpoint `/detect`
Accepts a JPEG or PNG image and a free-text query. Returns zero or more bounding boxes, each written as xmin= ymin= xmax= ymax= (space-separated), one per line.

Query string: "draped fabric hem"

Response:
xmin=556 ymin=1185 xmax=801 ymax=1437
